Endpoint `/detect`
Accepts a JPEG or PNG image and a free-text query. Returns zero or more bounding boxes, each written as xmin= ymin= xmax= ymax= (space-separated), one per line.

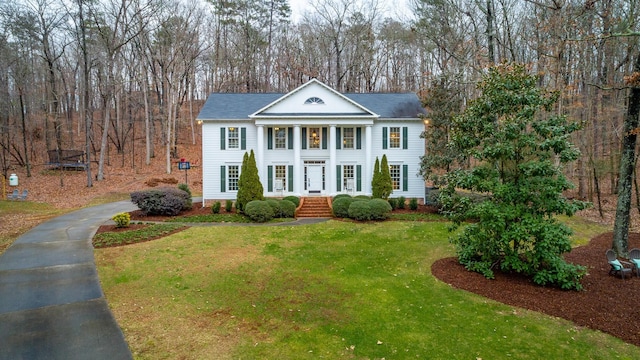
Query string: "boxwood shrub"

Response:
xmin=348 ymin=200 xmax=372 ymax=221
xmin=130 ymin=187 xmax=191 ymax=216
xmin=279 ymin=200 xmax=296 ymax=218
xmin=369 ymin=198 xmax=392 ymax=220
xmin=333 ymin=194 xmax=352 ymax=201
xmin=332 ymin=197 xmax=355 ymax=218
xmin=409 ymin=197 xmax=419 ymax=210
xmin=244 ymin=200 xmax=275 ymax=222
xmin=282 ymin=196 xmax=300 ymax=208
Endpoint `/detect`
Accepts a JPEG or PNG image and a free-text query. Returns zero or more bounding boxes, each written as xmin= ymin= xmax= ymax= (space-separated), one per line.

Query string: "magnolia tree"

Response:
xmin=438 ymin=63 xmax=589 ymax=290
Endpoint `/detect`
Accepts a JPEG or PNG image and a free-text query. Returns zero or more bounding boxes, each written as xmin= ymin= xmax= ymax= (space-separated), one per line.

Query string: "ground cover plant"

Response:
xmin=94 ymin=220 xmax=637 ymax=359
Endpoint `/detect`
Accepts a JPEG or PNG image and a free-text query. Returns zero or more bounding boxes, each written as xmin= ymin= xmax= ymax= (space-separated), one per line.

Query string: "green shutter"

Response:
xmin=322 ymin=127 xmax=327 ymax=149
xmin=336 ymin=128 xmax=341 ymax=149
xmin=288 ymin=165 xmax=293 ymax=191
xmin=220 ymin=166 xmax=226 ymax=192
xmin=267 ymin=127 xmax=273 ymax=149
xmin=288 ymin=128 xmax=293 ymax=149
xmin=267 ymin=166 xmax=273 ymax=192
xmin=302 ymin=128 xmax=307 ymax=149
xmin=403 ymin=164 xmax=408 ymax=191
xmin=336 ymin=165 xmax=342 ymax=191
xmin=241 ymin=127 xmax=246 ymax=150
xmin=356 ymin=127 xmax=362 ymax=149
xmin=382 ymin=127 xmax=387 ymax=149
xmin=356 ymin=165 xmax=362 ymax=191
xmin=402 ymin=127 xmax=408 ymax=149
xmin=220 ymin=128 xmax=226 ymax=150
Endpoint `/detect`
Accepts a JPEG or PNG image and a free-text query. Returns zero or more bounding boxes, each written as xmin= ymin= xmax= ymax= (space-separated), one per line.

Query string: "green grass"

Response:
xmin=95 ymin=220 xmax=639 ymax=360
xmin=166 ymin=213 xmax=295 ymax=223
xmin=92 ymin=224 xmax=186 ymax=248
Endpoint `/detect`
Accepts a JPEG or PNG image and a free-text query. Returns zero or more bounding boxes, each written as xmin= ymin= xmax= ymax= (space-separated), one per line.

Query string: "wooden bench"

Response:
xmin=47 ymin=150 xmax=89 ymax=171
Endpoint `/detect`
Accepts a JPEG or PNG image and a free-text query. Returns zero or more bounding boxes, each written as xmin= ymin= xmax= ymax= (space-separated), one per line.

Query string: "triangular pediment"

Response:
xmin=250 ymin=79 xmax=378 ymax=118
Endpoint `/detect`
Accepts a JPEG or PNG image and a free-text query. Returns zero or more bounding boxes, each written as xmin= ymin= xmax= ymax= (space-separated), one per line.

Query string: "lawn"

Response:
xmin=94 ymin=220 xmax=639 ymax=359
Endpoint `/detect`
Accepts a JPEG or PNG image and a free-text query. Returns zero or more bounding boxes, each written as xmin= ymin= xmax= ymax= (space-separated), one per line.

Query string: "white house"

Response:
xmin=197 ymin=79 xmax=427 ymax=205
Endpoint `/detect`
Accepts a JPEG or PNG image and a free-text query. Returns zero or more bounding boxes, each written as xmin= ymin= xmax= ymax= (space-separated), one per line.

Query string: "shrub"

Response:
xmin=355 ymin=195 xmax=371 ymax=200
xmin=244 ymin=200 xmax=274 ymax=223
xmin=279 ymin=200 xmax=296 ymax=218
xmin=178 ymin=183 xmax=193 ymax=210
xmin=225 ymin=200 xmax=233 ymax=212
xmin=212 ymin=201 xmax=221 ymax=214
xmin=112 ymin=212 xmax=130 ymax=228
xmin=369 ymin=199 xmax=392 ymax=220
xmin=348 ymin=200 xmax=372 ymax=221
xmin=130 ymin=187 xmax=191 ymax=216
xmin=283 ymin=196 xmax=300 ymax=208
xmin=236 ymin=150 xmax=264 ymax=212
xmin=409 ymin=198 xmax=419 ymax=210
xmin=388 ymin=198 xmax=397 ymax=210
xmin=266 ymin=199 xmax=282 ymax=217
xmin=397 ymin=196 xmax=406 ymax=209
xmin=332 ymin=197 xmax=355 ymax=218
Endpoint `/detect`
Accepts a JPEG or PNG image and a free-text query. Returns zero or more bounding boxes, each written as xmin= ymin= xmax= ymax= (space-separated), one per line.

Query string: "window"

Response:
xmin=275 ymin=165 xmax=287 ymax=191
xmin=390 ymin=164 xmax=401 ymax=190
xmin=309 ymin=127 xmax=321 ymax=149
xmin=342 ymin=127 xmax=354 ymax=149
xmin=274 ymin=127 xmax=286 ymax=149
xmin=228 ymin=127 xmax=239 ymax=149
xmin=228 ymin=165 xmax=239 ymax=191
xmin=343 ymin=165 xmax=354 ymax=190
xmin=389 ymin=127 xmax=401 ymax=148
xmin=304 ymin=97 xmax=325 ymax=105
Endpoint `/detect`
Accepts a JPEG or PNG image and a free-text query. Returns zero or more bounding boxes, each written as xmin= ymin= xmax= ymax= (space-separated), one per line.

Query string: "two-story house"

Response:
xmin=197 ymin=79 xmax=427 ymax=205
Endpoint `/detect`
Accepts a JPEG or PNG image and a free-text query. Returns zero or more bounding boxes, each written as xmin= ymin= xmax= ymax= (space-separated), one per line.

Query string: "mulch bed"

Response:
xmin=432 ymin=232 xmax=640 ymax=347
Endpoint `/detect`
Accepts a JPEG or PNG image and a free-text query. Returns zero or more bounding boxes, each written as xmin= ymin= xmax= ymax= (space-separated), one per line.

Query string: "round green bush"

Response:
xmin=332 ymin=197 xmax=355 ymax=218
xmin=244 ymin=200 xmax=274 ymax=223
xmin=369 ymin=198 xmax=392 ymax=220
xmin=388 ymin=198 xmax=397 ymax=210
xmin=211 ymin=201 xmax=221 ymax=214
xmin=279 ymin=200 xmax=296 ymax=218
xmin=266 ymin=199 xmax=282 ymax=217
xmin=282 ymin=196 xmax=300 ymax=207
xmin=355 ymin=195 xmax=372 ymax=200
xmin=348 ymin=200 xmax=372 ymax=221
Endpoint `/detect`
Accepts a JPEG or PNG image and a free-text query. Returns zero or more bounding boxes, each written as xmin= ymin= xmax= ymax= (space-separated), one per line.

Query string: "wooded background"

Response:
xmin=0 ymin=0 xmax=638 ymax=206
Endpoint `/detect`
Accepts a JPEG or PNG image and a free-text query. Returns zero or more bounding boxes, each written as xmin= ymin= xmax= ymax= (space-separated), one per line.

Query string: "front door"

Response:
xmin=306 ymin=165 xmax=323 ymax=193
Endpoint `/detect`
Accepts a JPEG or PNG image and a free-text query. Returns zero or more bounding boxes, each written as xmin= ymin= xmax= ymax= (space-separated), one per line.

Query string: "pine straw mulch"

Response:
xmin=431 ymin=232 xmax=640 ymax=347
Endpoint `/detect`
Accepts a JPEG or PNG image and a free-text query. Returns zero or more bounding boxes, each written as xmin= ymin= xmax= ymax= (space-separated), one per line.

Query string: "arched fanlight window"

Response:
xmin=304 ymin=97 xmax=325 ymax=105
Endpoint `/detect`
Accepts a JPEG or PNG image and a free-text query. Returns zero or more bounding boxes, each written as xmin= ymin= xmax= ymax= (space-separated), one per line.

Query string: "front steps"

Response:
xmin=296 ymin=197 xmax=333 ymax=218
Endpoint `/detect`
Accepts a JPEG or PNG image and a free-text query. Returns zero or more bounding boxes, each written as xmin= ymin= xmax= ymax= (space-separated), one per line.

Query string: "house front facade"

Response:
xmin=197 ymin=79 xmax=427 ymax=205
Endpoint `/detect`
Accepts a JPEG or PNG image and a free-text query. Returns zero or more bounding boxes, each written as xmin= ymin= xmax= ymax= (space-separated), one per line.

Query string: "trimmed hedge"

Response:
xmin=244 ymin=200 xmax=275 ymax=222
xmin=279 ymin=200 xmax=296 ymax=218
xmin=369 ymin=198 xmax=392 ymax=220
xmin=332 ymin=197 xmax=355 ymax=218
xmin=130 ymin=187 xmax=191 ymax=216
xmin=266 ymin=199 xmax=282 ymax=217
xmin=283 ymin=196 xmax=300 ymax=208
xmin=333 ymin=194 xmax=352 ymax=201
xmin=348 ymin=200 xmax=372 ymax=221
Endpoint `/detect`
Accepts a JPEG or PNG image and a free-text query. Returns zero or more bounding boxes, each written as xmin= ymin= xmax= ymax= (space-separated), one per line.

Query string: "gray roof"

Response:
xmin=197 ymin=92 xmax=426 ymax=120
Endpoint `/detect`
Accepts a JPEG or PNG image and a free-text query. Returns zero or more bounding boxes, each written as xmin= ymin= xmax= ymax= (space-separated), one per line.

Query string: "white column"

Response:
xmin=256 ymin=125 xmax=264 ymax=186
xmin=293 ymin=125 xmax=301 ymax=196
xmin=329 ymin=125 xmax=337 ymax=195
xmin=365 ymin=125 xmax=373 ymax=195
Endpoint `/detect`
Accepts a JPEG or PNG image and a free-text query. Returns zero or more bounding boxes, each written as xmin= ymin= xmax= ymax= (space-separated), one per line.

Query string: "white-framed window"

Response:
xmin=342 ymin=127 xmax=354 ymax=149
xmin=228 ymin=127 xmax=239 ymax=149
xmin=304 ymin=97 xmax=325 ymax=105
xmin=274 ymin=127 xmax=287 ymax=149
xmin=389 ymin=127 xmax=401 ymax=148
xmin=228 ymin=165 xmax=240 ymax=191
xmin=309 ymin=127 xmax=321 ymax=149
xmin=389 ymin=164 xmax=401 ymax=190
xmin=275 ymin=165 xmax=287 ymax=191
xmin=343 ymin=165 xmax=354 ymax=190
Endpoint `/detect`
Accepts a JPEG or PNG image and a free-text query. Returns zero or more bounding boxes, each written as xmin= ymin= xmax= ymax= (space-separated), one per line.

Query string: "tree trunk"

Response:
xmin=611 ymin=52 xmax=640 ymax=256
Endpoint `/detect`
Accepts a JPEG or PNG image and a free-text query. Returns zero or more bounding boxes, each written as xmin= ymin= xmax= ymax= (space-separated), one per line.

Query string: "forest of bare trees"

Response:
xmin=0 ymin=0 xmax=638 ymax=209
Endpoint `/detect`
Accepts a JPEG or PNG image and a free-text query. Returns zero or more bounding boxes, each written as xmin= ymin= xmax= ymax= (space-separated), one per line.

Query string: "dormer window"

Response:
xmin=304 ymin=97 xmax=325 ymax=105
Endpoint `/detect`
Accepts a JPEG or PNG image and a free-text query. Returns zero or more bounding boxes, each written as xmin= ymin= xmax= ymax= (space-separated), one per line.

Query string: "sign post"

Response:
xmin=178 ymin=158 xmax=191 ymax=184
